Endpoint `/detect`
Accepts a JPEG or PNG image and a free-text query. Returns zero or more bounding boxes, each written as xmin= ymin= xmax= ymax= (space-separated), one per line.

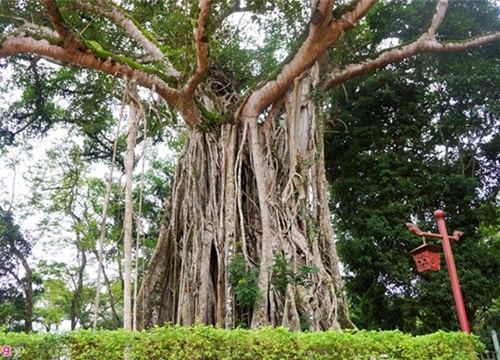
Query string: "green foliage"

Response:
xmin=226 ymin=253 xmax=261 ymax=311
xmin=269 ymin=254 xmax=319 ymax=292
xmin=0 ymin=59 xmax=64 ymax=146
xmin=0 ymin=326 xmax=484 ymax=360
xmin=473 ymin=208 xmax=500 ymax=348
xmin=324 ymin=0 xmax=500 ymax=334
xmin=14 ymin=135 xmax=149 ymax=331
xmin=0 ymin=208 xmax=37 ymax=332
xmin=365 ymin=0 xmax=500 ymax=47
xmin=133 ymin=147 xmax=178 ymax=258
xmin=34 ymin=260 xmax=96 ymax=332
xmin=326 ymin=51 xmax=500 ymax=333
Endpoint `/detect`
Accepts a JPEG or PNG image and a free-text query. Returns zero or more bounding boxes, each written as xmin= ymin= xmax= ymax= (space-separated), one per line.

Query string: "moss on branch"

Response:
xmin=82 ymin=39 xmax=175 ymax=84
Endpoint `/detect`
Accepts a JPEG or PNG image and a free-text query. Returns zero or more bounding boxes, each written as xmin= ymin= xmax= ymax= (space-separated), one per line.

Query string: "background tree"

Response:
xmin=0 ymin=0 xmax=499 ymax=331
xmin=26 ymin=138 xmax=101 ymax=330
xmin=0 ymin=207 xmax=39 ymax=332
xmin=34 ymin=260 xmax=95 ymax=331
xmin=326 ymin=1 xmax=500 ymax=333
xmin=475 ymin=209 xmax=500 ymax=347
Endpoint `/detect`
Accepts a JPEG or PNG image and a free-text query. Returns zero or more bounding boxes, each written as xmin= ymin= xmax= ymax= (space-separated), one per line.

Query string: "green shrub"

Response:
xmin=0 ymin=325 xmax=484 ymax=359
xmin=226 ymin=253 xmax=261 ymax=309
xmin=269 ymin=254 xmax=319 ymax=292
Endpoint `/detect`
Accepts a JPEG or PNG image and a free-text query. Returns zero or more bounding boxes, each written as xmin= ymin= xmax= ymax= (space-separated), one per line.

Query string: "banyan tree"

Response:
xmin=1 ymin=0 xmax=499 ymax=330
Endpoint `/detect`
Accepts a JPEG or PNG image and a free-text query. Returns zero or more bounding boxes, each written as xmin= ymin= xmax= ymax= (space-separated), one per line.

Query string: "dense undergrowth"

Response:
xmin=0 ymin=325 xmax=483 ymax=359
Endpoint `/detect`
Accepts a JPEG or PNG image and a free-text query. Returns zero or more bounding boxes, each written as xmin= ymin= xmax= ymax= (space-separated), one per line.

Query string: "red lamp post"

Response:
xmin=406 ymin=209 xmax=471 ymax=334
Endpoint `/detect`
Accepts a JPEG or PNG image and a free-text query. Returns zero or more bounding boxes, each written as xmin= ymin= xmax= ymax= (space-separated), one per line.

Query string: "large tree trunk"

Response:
xmin=137 ymin=66 xmax=354 ymax=330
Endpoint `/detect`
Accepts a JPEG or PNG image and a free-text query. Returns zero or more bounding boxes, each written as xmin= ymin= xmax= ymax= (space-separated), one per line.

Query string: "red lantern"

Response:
xmin=409 ymin=243 xmax=441 ymax=273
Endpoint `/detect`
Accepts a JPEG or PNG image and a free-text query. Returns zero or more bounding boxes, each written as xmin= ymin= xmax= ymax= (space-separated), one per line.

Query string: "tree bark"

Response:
xmin=136 ymin=64 xmax=355 ymax=330
xmin=123 ymin=84 xmax=142 ymax=331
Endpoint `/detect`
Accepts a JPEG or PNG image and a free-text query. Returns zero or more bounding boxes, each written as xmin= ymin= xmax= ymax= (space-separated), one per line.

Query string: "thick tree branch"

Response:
xmin=240 ymin=0 xmax=377 ymax=119
xmin=163 ymin=0 xmax=214 ymax=128
xmin=0 ymin=36 xmax=181 ymax=107
xmin=322 ymin=0 xmax=499 ymax=89
xmin=7 ymin=17 xmax=59 ymax=39
xmin=322 ymin=32 xmax=500 ymax=90
xmin=428 ymin=0 xmax=448 ymax=38
xmin=70 ymin=0 xmax=182 ymax=79
xmin=183 ymin=0 xmax=212 ymax=98
xmin=40 ymin=0 xmax=86 ymax=51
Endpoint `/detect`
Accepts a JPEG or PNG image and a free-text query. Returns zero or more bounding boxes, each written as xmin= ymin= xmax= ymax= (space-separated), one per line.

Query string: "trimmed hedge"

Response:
xmin=0 ymin=325 xmax=484 ymax=359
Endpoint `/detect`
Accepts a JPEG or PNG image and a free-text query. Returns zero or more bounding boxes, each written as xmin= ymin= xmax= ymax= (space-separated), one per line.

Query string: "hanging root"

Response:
xmin=137 ymin=68 xmax=354 ymax=330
